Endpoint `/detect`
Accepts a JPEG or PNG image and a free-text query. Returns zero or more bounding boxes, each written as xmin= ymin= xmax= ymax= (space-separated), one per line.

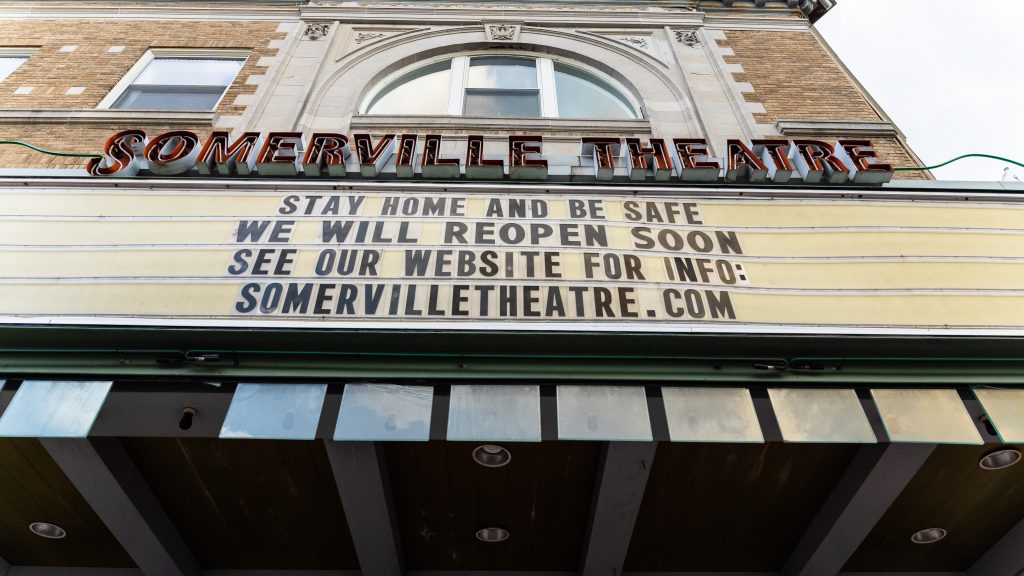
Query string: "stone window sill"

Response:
xmin=0 ymin=109 xmax=215 ymax=125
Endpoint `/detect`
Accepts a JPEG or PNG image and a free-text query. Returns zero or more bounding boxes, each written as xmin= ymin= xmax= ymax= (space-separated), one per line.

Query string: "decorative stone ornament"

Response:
xmin=675 ymin=29 xmax=701 ymax=47
xmin=303 ymin=21 xmax=332 ymax=40
xmin=485 ymin=24 xmax=521 ymax=43
xmin=354 ymin=31 xmax=386 ymax=44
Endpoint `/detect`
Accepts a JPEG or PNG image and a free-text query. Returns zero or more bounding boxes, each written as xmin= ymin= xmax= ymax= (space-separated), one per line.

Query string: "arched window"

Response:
xmin=363 ymin=54 xmax=640 ymax=119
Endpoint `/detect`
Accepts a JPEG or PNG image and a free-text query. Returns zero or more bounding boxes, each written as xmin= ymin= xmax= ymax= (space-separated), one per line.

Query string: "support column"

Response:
xmin=324 ymin=440 xmax=403 ymax=576
xmin=782 ymin=443 xmax=936 ymax=576
xmin=580 ymin=441 xmax=658 ymax=576
xmin=40 ymin=439 xmax=198 ymax=576
xmin=968 ymin=513 xmax=1024 ymax=576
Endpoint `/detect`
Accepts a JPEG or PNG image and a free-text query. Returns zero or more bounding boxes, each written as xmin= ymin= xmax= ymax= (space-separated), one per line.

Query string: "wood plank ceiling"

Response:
xmin=0 ymin=438 xmax=135 ymax=567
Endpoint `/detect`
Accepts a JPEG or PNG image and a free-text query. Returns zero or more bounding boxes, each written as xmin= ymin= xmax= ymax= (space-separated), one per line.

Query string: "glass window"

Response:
xmin=974 ymin=388 xmax=1024 ymax=443
xmin=0 ymin=55 xmax=28 ymax=83
xmin=334 ymin=384 xmax=433 ymax=441
xmin=769 ymin=388 xmax=876 ymax=443
xmin=662 ymin=387 xmax=763 ymax=443
xmin=554 ymin=64 xmax=636 ymax=119
xmin=363 ymin=54 xmax=638 ymax=120
xmin=447 ymin=384 xmax=541 ymax=442
xmin=366 ymin=60 xmax=452 ymax=115
xmin=557 ymin=385 xmax=652 ymax=441
xmin=465 ymin=57 xmax=539 ymax=117
xmin=0 ymin=381 xmax=112 ymax=438
xmin=112 ymin=56 xmax=244 ymax=111
xmin=220 ymin=383 xmax=327 ymax=440
xmin=871 ymin=388 xmax=983 ymax=444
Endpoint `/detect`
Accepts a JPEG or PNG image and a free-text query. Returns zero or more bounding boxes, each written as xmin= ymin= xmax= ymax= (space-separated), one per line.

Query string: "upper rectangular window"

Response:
xmin=101 ymin=50 xmax=246 ymax=111
xmin=0 ymin=50 xmax=31 ymax=84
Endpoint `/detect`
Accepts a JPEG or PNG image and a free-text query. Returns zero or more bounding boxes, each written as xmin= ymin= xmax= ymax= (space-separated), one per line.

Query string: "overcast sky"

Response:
xmin=816 ymin=0 xmax=1024 ymax=181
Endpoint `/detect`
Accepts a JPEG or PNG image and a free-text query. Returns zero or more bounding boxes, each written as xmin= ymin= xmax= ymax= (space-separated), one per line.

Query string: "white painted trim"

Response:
xmin=538 ymin=57 xmax=557 ymax=118
xmin=96 ymin=48 xmax=250 ymax=111
xmin=351 ymin=115 xmax=651 ymax=135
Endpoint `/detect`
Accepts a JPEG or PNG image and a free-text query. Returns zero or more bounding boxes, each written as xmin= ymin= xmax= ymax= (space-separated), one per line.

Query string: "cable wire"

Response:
xmin=895 ymin=153 xmax=1024 ymax=172
xmin=0 ymin=140 xmax=101 ymax=158
xmin=2 ymin=138 xmax=1023 ymax=176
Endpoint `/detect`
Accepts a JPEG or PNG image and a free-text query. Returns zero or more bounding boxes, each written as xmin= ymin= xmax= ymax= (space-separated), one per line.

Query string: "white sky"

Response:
xmin=817 ymin=0 xmax=1024 ymax=181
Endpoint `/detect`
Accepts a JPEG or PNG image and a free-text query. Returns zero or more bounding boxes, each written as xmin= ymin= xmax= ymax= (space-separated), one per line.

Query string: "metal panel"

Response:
xmin=662 ymin=386 xmax=763 ymax=443
xmin=770 ymin=388 xmax=876 ymax=443
xmin=557 ymin=385 xmax=652 ymax=441
xmin=334 ymin=384 xmax=432 ymax=441
xmin=872 ymin=389 xmax=982 ymax=444
xmin=447 ymin=384 xmax=541 ymax=442
xmin=219 ymin=383 xmax=327 ymax=440
xmin=0 ymin=381 xmax=112 ymax=437
xmin=973 ymin=388 xmax=1024 ymax=443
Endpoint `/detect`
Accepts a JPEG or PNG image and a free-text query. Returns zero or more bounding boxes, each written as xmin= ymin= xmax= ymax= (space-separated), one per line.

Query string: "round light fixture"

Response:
xmin=911 ymin=528 xmax=947 ymax=544
xmin=472 ymin=445 xmax=511 ymax=468
xmin=476 ymin=527 xmax=510 ymax=543
xmin=29 ymin=522 xmax=67 ymax=540
xmin=979 ymin=448 xmax=1022 ymax=471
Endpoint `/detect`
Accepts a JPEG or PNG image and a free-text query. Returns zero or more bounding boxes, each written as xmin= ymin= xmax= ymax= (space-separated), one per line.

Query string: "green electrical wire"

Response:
xmin=894 ymin=153 xmax=1024 ymax=172
xmin=0 ymin=140 xmax=101 ymax=158
xmin=2 ymin=139 xmax=1023 ymax=176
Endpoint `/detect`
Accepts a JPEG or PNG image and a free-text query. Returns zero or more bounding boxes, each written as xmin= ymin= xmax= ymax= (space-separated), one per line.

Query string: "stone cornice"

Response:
xmin=0 ymin=0 xmax=833 ymax=23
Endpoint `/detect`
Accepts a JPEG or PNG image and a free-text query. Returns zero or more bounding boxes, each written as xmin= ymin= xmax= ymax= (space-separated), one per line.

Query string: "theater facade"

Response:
xmin=0 ymin=1 xmax=1023 ymax=575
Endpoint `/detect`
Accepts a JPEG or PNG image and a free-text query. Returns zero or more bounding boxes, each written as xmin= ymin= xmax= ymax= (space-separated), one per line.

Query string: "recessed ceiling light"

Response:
xmin=29 ymin=522 xmax=67 ymax=539
xmin=979 ymin=448 xmax=1022 ymax=470
xmin=472 ymin=445 xmax=511 ymax=468
xmin=911 ymin=528 xmax=947 ymax=544
xmin=476 ymin=527 xmax=509 ymax=543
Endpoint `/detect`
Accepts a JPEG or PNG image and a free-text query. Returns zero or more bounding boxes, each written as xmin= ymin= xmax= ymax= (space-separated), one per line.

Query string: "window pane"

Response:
xmin=113 ymin=86 xmax=225 ymax=110
xmin=366 ymin=60 xmax=452 ymax=115
xmin=447 ymin=385 xmax=541 ymax=442
xmin=334 ymin=384 xmax=432 ymax=441
xmin=554 ymin=64 xmax=636 ymax=119
xmin=662 ymin=387 xmax=762 ymax=443
xmin=464 ymin=90 xmax=540 ymax=117
xmin=0 ymin=56 xmax=27 ymax=83
xmin=557 ymin=385 xmax=652 ymax=441
xmin=769 ymin=388 xmax=876 ymax=443
xmin=136 ymin=57 xmax=244 ymax=86
xmin=872 ymin=388 xmax=982 ymax=444
xmin=220 ymin=383 xmax=327 ymax=440
xmin=468 ymin=57 xmax=537 ymax=89
xmin=973 ymin=388 xmax=1024 ymax=443
xmin=0 ymin=381 xmax=112 ymax=438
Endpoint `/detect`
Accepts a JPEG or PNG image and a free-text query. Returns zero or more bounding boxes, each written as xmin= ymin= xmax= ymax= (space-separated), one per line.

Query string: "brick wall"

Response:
xmin=0 ymin=18 xmax=284 ymax=167
xmin=718 ymin=30 xmax=927 ymax=177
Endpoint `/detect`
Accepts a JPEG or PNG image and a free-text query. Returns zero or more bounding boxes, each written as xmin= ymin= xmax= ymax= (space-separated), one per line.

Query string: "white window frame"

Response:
xmin=97 ymin=48 xmax=249 ymax=111
xmin=0 ymin=48 xmax=35 ymax=84
xmin=361 ymin=51 xmax=642 ymax=120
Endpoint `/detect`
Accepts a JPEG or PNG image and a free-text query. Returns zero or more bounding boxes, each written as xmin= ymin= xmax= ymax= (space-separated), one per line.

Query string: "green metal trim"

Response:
xmin=1 ymin=352 xmax=1023 ymax=384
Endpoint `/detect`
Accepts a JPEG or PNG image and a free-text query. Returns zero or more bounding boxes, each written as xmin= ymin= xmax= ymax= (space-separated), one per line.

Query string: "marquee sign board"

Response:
xmin=86 ymin=130 xmax=895 ymax=185
xmin=0 ymin=181 xmax=1021 ymax=335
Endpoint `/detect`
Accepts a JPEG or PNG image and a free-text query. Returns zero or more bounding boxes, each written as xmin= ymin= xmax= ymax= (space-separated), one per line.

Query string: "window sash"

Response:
xmin=372 ymin=54 xmax=637 ymax=120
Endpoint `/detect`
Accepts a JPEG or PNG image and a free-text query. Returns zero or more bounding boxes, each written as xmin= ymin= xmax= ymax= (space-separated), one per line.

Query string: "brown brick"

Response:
xmin=0 ymin=19 xmax=284 ymax=115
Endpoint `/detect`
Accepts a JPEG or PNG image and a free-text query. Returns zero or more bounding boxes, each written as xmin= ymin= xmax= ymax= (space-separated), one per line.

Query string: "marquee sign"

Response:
xmin=0 ymin=182 xmax=1021 ymax=334
xmin=86 ymin=130 xmax=895 ymax=185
